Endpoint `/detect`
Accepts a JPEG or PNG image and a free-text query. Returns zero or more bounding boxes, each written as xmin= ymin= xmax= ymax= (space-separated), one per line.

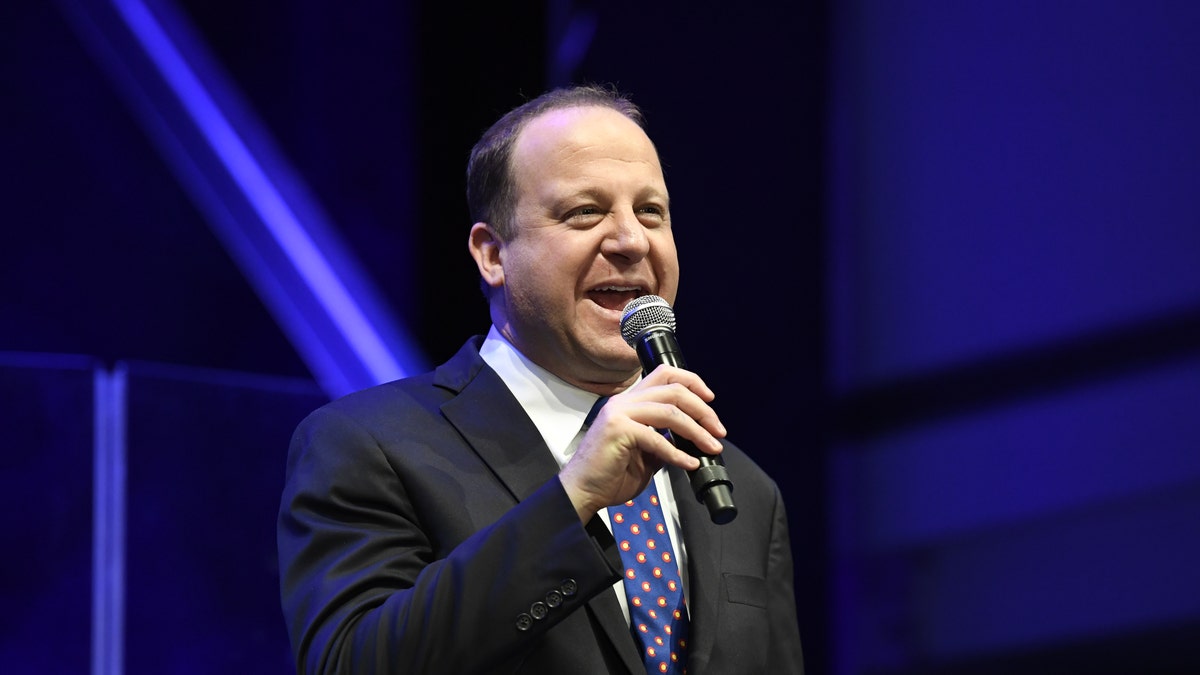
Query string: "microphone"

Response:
xmin=621 ymin=295 xmax=737 ymax=525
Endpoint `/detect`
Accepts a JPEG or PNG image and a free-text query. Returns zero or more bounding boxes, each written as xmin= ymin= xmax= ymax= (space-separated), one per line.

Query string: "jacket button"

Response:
xmin=545 ymin=589 xmax=564 ymax=608
xmin=530 ymin=601 xmax=549 ymax=620
xmin=560 ymin=578 xmax=578 ymax=597
xmin=515 ymin=613 xmax=533 ymax=631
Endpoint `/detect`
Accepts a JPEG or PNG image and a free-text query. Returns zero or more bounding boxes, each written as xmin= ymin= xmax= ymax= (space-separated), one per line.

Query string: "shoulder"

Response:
xmin=299 ymin=335 xmax=489 ymax=431
xmin=718 ymin=440 xmax=780 ymax=489
xmin=283 ymin=338 xmax=495 ymax=486
xmin=710 ymin=439 xmax=789 ymax=517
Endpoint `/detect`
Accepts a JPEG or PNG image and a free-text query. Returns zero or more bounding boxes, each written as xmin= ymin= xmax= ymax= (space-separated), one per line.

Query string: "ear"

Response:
xmin=468 ymin=222 xmax=505 ymax=289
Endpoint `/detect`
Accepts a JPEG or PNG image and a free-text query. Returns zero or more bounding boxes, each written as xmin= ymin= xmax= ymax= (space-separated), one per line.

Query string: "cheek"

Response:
xmin=651 ymin=237 xmax=681 ymax=297
xmin=507 ymin=254 xmax=572 ymax=310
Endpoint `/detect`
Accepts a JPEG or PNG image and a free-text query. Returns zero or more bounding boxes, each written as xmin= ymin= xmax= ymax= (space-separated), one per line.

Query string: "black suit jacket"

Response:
xmin=278 ymin=337 xmax=803 ymax=673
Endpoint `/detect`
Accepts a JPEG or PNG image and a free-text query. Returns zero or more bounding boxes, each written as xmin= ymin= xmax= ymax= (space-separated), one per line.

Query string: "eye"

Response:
xmin=565 ymin=205 xmax=605 ymax=225
xmin=636 ymin=204 xmax=668 ymax=226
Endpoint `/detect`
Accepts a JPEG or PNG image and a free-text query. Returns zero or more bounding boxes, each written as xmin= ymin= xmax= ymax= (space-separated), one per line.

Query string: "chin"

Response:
xmin=602 ymin=350 xmax=642 ymax=375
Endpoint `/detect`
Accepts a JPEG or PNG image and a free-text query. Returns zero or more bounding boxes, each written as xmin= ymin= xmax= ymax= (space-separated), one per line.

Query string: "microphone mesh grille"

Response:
xmin=620 ymin=295 xmax=676 ymax=347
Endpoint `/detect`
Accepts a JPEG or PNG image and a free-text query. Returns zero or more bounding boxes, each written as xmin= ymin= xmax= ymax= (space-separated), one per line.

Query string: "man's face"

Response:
xmin=487 ymin=105 xmax=679 ymax=391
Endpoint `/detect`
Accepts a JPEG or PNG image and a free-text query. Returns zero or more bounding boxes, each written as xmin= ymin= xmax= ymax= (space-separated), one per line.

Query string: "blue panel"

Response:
xmin=829 ymin=0 xmax=1200 ymax=390
xmin=120 ymin=361 xmax=326 ymax=674
xmin=840 ymin=355 xmax=1200 ymax=551
xmin=827 ymin=4 xmax=1200 ymax=666
xmin=915 ymin=488 xmax=1200 ymax=660
xmin=830 ymin=344 xmax=1200 ymax=672
xmin=0 ymin=355 xmax=95 ymax=673
xmin=834 ymin=484 xmax=1200 ymax=672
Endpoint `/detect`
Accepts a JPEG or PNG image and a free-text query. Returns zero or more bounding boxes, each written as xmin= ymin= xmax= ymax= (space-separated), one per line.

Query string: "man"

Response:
xmin=278 ymin=85 xmax=804 ymax=674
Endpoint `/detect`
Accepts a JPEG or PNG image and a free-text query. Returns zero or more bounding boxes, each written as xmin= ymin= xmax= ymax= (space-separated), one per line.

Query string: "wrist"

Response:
xmin=559 ymin=472 xmax=602 ymax=524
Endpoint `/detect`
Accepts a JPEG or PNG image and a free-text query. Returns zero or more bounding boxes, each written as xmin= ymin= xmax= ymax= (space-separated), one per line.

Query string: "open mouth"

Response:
xmin=586 ymin=286 xmax=644 ymax=312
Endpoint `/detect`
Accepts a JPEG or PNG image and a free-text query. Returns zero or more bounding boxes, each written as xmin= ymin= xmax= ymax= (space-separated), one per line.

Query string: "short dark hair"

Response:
xmin=466 ymin=84 xmax=646 ymax=241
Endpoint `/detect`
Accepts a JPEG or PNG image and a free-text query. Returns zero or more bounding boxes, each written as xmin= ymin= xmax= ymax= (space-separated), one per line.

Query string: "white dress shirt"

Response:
xmin=479 ymin=326 xmax=691 ymax=623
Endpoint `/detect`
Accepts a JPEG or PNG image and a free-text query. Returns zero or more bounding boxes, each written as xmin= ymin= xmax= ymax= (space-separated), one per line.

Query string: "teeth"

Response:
xmin=595 ymin=286 xmax=641 ymax=292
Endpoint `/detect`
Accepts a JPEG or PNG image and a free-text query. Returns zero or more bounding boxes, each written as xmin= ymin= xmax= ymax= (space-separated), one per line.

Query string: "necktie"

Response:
xmin=611 ymin=482 xmax=690 ymax=674
xmin=588 ymin=396 xmax=690 ymax=674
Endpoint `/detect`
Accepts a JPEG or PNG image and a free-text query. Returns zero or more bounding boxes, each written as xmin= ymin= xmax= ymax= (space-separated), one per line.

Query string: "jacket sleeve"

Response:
xmin=277 ymin=405 xmax=623 ymax=674
xmin=765 ymin=482 xmax=806 ymax=674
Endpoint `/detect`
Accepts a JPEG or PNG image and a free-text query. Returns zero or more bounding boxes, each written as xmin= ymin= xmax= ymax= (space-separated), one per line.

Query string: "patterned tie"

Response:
xmin=586 ymin=396 xmax=690 ymax=674
xmin=611 ymin=482 xmax=690 ymax=674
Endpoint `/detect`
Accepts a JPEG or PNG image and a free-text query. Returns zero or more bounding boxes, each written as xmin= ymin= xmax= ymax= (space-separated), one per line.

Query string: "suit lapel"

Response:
xmin=672 ymin=466 xmax=722 ymax=672
xmin=436 ymin=339 xmax=641 ymax=673
xmin=438 ymin=340 xmax=560 ymax=501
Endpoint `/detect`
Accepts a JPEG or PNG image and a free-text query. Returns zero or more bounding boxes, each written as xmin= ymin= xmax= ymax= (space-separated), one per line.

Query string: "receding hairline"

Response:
xmin=510 ymin=105 xmax=665 ymax=200
xmin=465 ymin=85 xmax=653 ymax=241
xmin=510 ymin=104 xmax=656 ymax=158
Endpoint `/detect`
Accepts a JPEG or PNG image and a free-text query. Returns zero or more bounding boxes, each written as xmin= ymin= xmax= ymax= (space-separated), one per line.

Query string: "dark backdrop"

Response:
xmin=4 ymin=0 xmax=828 ymax=672
xmin=7 ymin=1 xmax=1200 ymax=674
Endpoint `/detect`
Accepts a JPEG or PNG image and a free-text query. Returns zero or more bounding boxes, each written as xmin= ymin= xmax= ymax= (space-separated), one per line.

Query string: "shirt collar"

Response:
xmin=479 ymin=326 xmax=601 ymax=468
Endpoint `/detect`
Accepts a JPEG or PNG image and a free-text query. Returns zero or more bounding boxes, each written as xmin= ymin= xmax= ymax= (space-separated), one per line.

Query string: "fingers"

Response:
xmin=560 ymin=365 xmax=727 ymax=522
xmin=607 ymin=365 xmax=726 ymax=452
xmin=612 ymin=402 xmax=723 ymax=457
xmin=640 ymin=363 xmax=716 ymax=403
xmin=622 ymin=419 xmax=703 ymax=469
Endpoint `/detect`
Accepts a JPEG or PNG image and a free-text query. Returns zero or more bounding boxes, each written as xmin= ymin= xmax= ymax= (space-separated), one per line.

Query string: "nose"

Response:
xmin=601 ymin=210 xmax=650 ymax=263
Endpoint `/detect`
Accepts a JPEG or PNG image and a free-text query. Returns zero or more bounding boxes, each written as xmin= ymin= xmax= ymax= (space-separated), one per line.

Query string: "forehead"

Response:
xmin=510 ymin=106 xmax=665 ymax=188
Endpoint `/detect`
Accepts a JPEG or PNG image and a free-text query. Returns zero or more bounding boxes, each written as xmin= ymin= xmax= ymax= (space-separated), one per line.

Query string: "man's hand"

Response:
xmin=559 ymin=364 xmax=727 ymax=522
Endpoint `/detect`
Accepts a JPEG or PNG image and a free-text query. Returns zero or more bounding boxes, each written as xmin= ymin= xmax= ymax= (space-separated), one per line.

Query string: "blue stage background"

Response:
xmin=4 ymin=1 xmax=1199 ymax=673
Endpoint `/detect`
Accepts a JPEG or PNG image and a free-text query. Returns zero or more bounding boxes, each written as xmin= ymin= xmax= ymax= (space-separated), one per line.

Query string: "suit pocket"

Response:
xmin=716 ymin=573 xmax=770 ymax=671
xmin=723 ymin=572 xmax=767 ymax=608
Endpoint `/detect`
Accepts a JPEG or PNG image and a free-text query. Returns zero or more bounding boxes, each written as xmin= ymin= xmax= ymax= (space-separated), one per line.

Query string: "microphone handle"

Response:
xmin=635 ymin=330 xmax=737 ymax=525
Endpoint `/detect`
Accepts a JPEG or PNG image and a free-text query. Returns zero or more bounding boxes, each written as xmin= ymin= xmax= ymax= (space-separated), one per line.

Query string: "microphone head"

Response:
xmin=620 ymin=295 xmax=676 ymax=347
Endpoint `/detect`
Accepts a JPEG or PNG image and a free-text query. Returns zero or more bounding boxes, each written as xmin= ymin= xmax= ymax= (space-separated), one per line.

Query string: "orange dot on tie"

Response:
xmin=663 ymin=552 xmax=672 ymax=563
xmin=638 ymin=623 xmax=649 ymax=633
xmin=656 ymin=523 xmax=666 ymax=534
xmin=665 ymin=625 xmax=672 ymax=635
xmin=679 ymin=639 xmax=688 ymax=648
xmin=641 ymin=510 xmax=651 ymax=521
xmin=649 ymin=609 xmax=658 ymax=619
xmin=620 ymin=540 xmax=631 ymax=551
xmin=636 ymin=552 xmax=647 ymax=563
xmin=658 ymin=596 xmax=668 ymax=607
xmin=659 ymin=663 xmax=668 ymax=673
xmin=632 ymin=597 xmax=642 ymax=607
xmin=631 ymin=524 xmax=641 ymax=535
xmin=626 ymin=569 xmax=636 ymax=579
xmin=647 ymin=539 xmax=657 ymax=549
xmin=614 ymin=513 xmax=624 ymax=524
xmin=653 ymin=567 xmax=663 ymax=578
xmin=654 ymin=636 xmax=665 ymax=646
xmin=668 ymin=580 xmax=678 ymax=592
xmin=673 ymin=609 xmax=682 ymax=620
xmin=625 ymin=500 xmax=636 ymax=507
xmin=647 ymin=647 xmax=656 ymax=657
xmin=671 ymin=653 xmax=679 ymax=662
xmin=642 ymin=581 xmax=651 ymax=592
